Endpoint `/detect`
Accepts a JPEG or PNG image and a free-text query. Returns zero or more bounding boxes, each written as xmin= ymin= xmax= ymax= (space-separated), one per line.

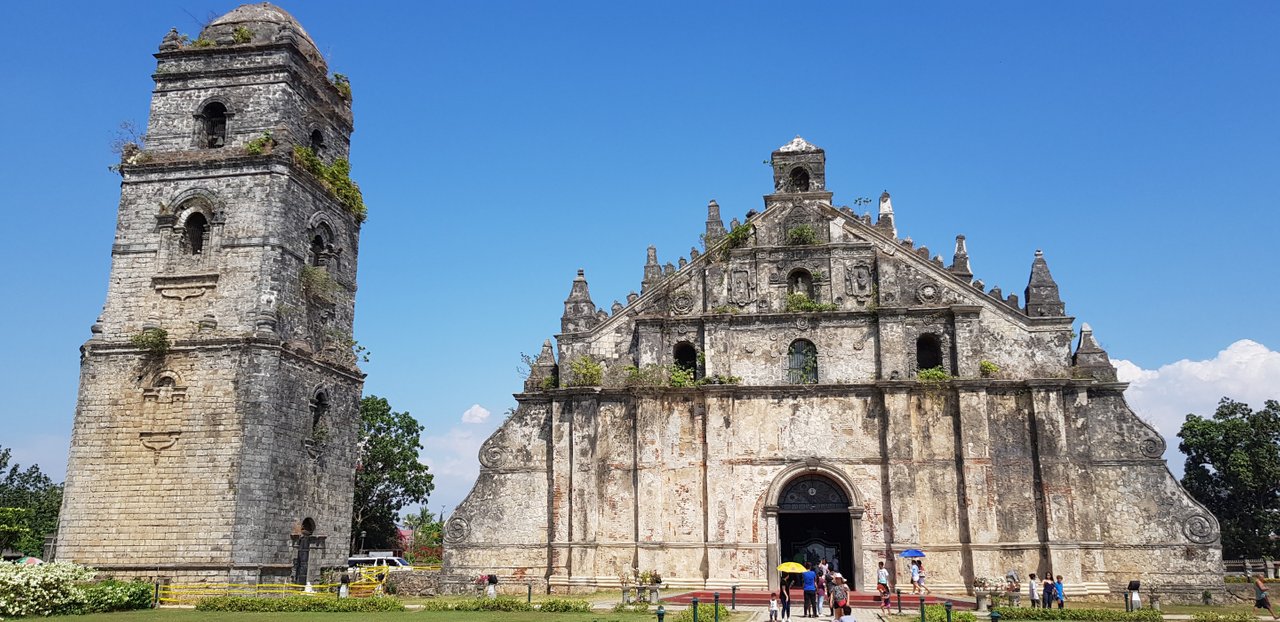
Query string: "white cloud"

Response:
xmin=460 ymin=404 xmax=490 ymax=424
xmin=1116 ymin=339 xmax=1280 ymax=474
xmin=419 ymin=415 xmax=501 ymax=516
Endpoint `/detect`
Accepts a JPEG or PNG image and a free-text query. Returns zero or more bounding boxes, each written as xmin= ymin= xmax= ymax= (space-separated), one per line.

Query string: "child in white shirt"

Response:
xmin=769 ymin=592 xmax=779 ymax=621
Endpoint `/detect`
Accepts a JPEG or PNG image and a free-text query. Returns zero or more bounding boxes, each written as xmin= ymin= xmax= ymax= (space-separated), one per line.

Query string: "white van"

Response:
xmin=347 ymin=554 xmax=412 ymax=571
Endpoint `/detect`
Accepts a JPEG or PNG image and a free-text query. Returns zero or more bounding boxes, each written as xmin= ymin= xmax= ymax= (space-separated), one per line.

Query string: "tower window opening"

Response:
xmin=788 ymin=269 xmax=815 ymax=298
xmin=184 ymin=212 xmax=209 ymax=255
xmin=789 ymin=167 xmax=811 ymax=192
xmin=310 ymin=391 xmax=329 ymax=431
xmin=787 ymin=339 xmax=818 ymax=384
xmin=673 ymin=342 xmax=698 ymax=378
xmin=309 ymin=223 xmax=334 ymax=267
xmin=916 ymin=333 xmax=943 ymax=371
xmin=310 ymin=129 xmax=325 ymax=156
xmin=200 ymin=102 xmax=228 ymax=148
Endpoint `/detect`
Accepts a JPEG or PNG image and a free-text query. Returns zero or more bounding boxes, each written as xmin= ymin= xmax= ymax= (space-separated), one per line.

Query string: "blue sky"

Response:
xmin=1 ymin=1 xmax=1278 ymax=515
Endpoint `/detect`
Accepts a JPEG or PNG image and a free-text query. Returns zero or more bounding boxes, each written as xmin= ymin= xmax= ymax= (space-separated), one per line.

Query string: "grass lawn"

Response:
xmin=76 ymin=611 xmax=664 ymax=622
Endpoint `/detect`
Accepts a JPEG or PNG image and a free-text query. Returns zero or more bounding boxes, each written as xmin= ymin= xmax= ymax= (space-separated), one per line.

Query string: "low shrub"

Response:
xmin=420 ymin=597 xmax=533 ymax=612
xmin=567 ymin=355 xmax=603 ymax=387
xmin=1191 ymin=614 xmax=1258 ymax=622
xmin=991 ymin=607 xmax=1163 ymax=622
xmin=196 ymin=595 xmax=404 ymax=612
xmin=785 ymin=292 xmax=837 ymax=312
xmin=673 ymin=601 xmax=729 ymax=622
xmin=538 ymin=598 xmax=592 ymax=612
xmin=0 ymin=562 xmax=96 ymax=617
xmin=77 ymin=579 xmax=154 ymax=614
xmin=787 ymin=224 xmax=818 ymax=245
xmin=130 ymin=327 xmax=170 ymax=354
xmin=922 ymin=604 xmax=977 ymax=622
xmin=917 ymin=366 xmax=952 ymax=382
xmin=614 ymin=601 xmax=651 ymax=612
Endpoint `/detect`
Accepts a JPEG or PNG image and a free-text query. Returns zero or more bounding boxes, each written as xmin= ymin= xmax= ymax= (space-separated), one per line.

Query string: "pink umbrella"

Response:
xmin=20 ymin=556 xmax=43 ymax=565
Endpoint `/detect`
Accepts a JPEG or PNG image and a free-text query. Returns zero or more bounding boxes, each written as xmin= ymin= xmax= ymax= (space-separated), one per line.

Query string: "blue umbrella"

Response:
xmin=899 ymin=549 xmax=926 ymax=558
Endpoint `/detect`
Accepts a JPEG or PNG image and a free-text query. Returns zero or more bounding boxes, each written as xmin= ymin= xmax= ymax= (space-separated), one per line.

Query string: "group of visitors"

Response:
xmin=1021 ymin=573 xmax=1065 ymax=608
xmin=772 ymin=559 xmax=850 ymax=621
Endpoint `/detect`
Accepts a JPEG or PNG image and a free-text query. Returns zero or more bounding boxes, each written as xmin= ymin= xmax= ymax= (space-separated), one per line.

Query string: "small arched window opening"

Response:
xmin=183 ymin=212 xmax=209 ymax=255
xmin=789 ymin=167 xmax=811 ymax=192
xmin=787 ymin=339 xmax=818 ymax=384
xmin=309 ymin=129 xmax=325 ymax=157
xmin=200 ymin=102 xmax=228 ymax=148
xmin=787 ymin=269 xmax=814 ymax=298
xmin=310 ymin=391 xmax=329 ymax=431
xmin=673 ymin=342 xmax=698 ymax=378
xmin=301 ymin=517 xmax=316 ymax=535
xmin=154 ymin=376 xmax=175 ymax=388
xmin=309 ymin=223 xmax=333 ymax=267
xmin=916 ymin=333 xmax=943 ymax=371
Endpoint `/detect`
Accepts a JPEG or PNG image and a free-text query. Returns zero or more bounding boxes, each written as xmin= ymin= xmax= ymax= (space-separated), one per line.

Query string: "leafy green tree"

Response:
xmin=1178 ymin=397 xmax=1280 ymax=558
xmin=401 ymin=506 xmax=444 ymax=564
xmin=0 ymin=446 xmax=63 ymax=557
xmin=351 ymin=396 xmax=433 ymax=553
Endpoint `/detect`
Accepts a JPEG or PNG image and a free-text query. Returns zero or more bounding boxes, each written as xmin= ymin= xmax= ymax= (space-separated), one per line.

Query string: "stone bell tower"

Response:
xmin=58 ymin=3 xmax=364 ymax=583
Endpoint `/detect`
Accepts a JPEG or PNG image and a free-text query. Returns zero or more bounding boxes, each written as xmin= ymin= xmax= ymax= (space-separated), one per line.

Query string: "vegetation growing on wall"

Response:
xmin=784 ymin=292 xmax=837 ymax=312
xmin=129 ymin=328 xmax=170 ymax=355
xmin=293 ymin=146 xmax=367 ymax=223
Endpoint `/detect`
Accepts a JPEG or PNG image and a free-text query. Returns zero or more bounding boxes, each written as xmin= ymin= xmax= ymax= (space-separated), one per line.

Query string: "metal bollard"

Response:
xmin=656 ymin=604 xmax=666 ymax=622
xmin=714 ymin=592 xmax=721 ymax=622
xmin=692 ymin=596 xmax=700 ymax=622
xmin=946 ymin=600 xmax=953 ymax=622
xmin=920 ymin=595 xmax=927 ymax=622
xmin=527 ymin=582 xmax=532 ymax=604
xmin=732 ymin=585 xmax=738 ymax=610
xmin=897 ymin=588 xmax=903 ymax=613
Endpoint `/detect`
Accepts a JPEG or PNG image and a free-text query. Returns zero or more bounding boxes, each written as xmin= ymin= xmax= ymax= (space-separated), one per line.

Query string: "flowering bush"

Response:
xmin=0 ymin=561 xmax=95 ymax=617
xmin=77 ymin=579 xmax=153 ymax=614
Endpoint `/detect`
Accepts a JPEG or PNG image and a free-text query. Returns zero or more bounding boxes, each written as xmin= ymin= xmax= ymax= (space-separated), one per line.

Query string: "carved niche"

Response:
xmin=843 ymin=262 xmax=875 ymax=305
xmin=730 ymin=269 xmax=755 ymax=306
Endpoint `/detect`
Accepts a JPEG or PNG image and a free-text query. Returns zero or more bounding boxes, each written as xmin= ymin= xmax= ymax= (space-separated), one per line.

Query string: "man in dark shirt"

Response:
xmin=801 ymin=563 xmax=818 ymax=618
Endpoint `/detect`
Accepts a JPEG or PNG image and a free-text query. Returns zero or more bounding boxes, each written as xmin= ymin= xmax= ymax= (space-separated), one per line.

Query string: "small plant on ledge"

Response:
xmin=232 ymin=26 xmax=253 ymax=44
xmin=301 ymin=265 xmax=342 ymax=304
xmin=567 ymin=355 xmax=603 ymax=387
xmin=917 ymin=366 xmax=952 ymax=383
xmin=331 ymin=73 xmax=352 ymax=100
xmin=245 ymin=131 xmax=275 ymax=156
xmin=784 ymin=292 xmax=837 ymax=313
xmin=130 ymin=328 xmax=170 ymax=355
xmin=711 ymin=222 xmax=753 ymax=260
xmin=979 ymin=360 xmax=1001 ymax=378
xmin=786 ymin=224 xmax=817 ymax=245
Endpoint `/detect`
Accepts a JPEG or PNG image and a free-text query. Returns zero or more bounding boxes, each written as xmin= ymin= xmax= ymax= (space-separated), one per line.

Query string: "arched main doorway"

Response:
xmin=765 ymin=462 xmax=864 ymax=592
xmin=778 ymin=476 xmax=853 ymax=579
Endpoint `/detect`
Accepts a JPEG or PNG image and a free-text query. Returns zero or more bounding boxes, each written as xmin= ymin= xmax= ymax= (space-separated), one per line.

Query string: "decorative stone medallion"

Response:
xmin=1139 ymin=436 xmax=1166 ymax=459
xmin=1183 ymin=514 xmax=1218 ymax=544
xmin=444 ymin=516 xmax=470 ymax=544
xmin=671 ymin=292 xmax=695 ymax=315
xmin=917 ymin=282 xmax=940 ymax=304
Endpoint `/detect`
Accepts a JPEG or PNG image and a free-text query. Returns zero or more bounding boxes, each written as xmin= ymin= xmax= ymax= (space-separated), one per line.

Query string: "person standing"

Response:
xmin=1041 ymin=576 xmax=1054 ymax=609
xmin=816 ymin=568 xmax=827 ymax=617
xmin=830 ymin=573 xmax=850 ymax=613
xmin=877 ymin=561 xmax=890 ymax=593
xmin=770 ymin=592 xmax=780 ymax=622
xmin=1055 ymin=575 xmax=1065 ymax=609
xmin=917 ymin=561 xmax=931 ymax=595
xmin=780 ymin=580 xmax=792 ymax=622
xmin=1256 ymin=573 xmax=1279 ymax=619
xmin=1028 ymin=573 xmax=1040 ymax=608
xmin=910 ymin=561 xmax=921 ymax=594
xmin=801 ymin=563 xmax=818 ymax=618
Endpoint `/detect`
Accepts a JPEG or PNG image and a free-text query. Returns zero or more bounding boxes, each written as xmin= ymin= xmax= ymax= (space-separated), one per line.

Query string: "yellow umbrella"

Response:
xmin=777 ymin=562 xmax=807 ymax=573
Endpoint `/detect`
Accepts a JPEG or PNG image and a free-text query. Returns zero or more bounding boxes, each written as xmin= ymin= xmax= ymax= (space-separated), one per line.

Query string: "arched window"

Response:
xmin=916 ymin=333 xmax=943 ymax=371
xmin=183 ymin=212 xmax=209 ymax=255
xmin=310 ymin=129 xmax=325 ymax=156
xmin=789 ymin=167 xmax=811 ymax=192
xmin=200 ymin=102 xmax=228 ymax=148
xmin=788 ymin=269 xmax=814 ymax=298
xmin=673 ymin=342 xmax=698 ymax=378
xmin=787 ymin=339 xmax=818 ymax=384
xmin=301 ymin=517 xmax=316 ymax=535
xmin=308 ymin=222 xmax=334 ymax=267
xmin=310 ymin=391 xmax=329 ymax=431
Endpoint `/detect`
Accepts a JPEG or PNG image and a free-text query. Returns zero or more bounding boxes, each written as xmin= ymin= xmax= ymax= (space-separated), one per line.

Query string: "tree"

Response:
xmin=351 ymin=396 xmax=433 ymax=553
xmin=1178 ymin=397 xmax=1280 ymax=559
xmin=0 ymin=446 xmax=63 ymax=557
xmin=401 ymin=506 xmax=444 ymax=564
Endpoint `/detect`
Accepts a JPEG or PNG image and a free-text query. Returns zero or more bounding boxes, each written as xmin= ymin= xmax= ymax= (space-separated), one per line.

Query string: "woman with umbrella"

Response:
xmin=778 ymin=562 xmax=804 ymax=622
xmin=900 ymin=549 xmax=928 ymax=595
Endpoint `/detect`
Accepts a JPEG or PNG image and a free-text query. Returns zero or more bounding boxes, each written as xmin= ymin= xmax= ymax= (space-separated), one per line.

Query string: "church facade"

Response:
xmin=57 ymin=4 xmax=363 ymax=583
xmin=444 ymin=138 xmax=1222 ymax=598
